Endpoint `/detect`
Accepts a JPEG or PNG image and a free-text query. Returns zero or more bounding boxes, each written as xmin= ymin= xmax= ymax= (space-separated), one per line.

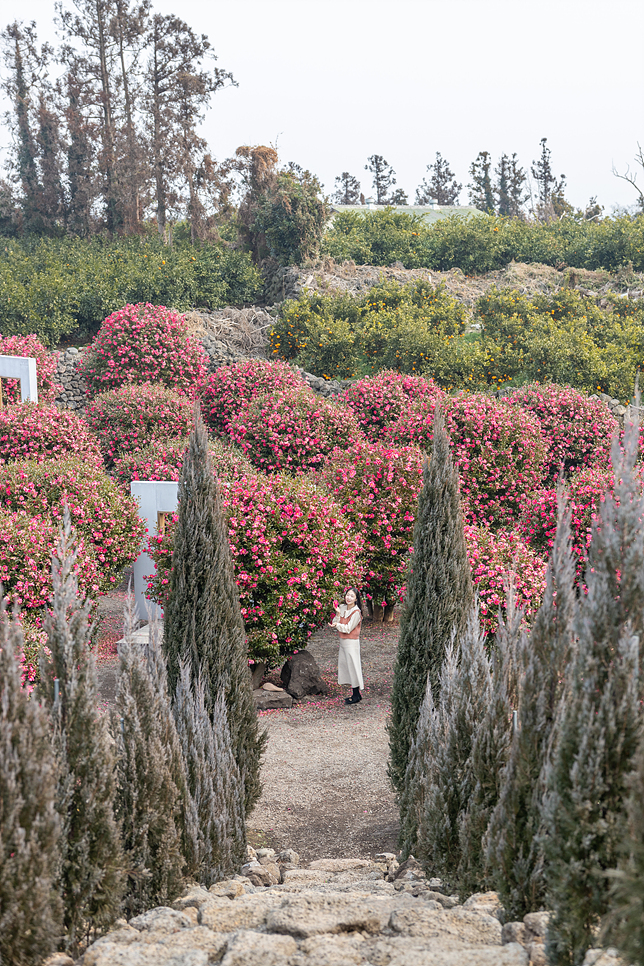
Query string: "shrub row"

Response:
xmin=322 ymin=209 xmax=644 ymax=274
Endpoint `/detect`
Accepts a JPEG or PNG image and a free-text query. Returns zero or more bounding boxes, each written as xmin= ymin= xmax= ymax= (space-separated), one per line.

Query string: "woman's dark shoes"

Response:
xmin=345 ymin=689 xmax=362 ymax=705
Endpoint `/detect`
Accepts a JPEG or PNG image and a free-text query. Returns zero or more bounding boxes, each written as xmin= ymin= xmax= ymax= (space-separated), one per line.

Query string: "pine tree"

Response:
xmin=173 ymin=660 xmax=246 ymax=884
xmin=39 ymin=512 xmax=123 ymax=953
xmin=114 ymin=593 xmax=187 ymax=918
xmin=495 ymin=153 xmax=526 ymax=217
xmin=365 ymin=154 xmax=397 ymax=204
xmin=603 ymin=731 xmax=644 ymax=966
xmin=457 ymin=586 xmax=523 ymax=895
xmin=543 ymin=423 xmax=643 ymax=966
xmin=416 ymin=608 xmax=492 ymax=886
xmin=468 ymin=151 xmax=495 ymax=212
xmin=0 ymin=605 xmax=62 ymax=966
xmin=388 ymin=408 xmax=474 ymax=798
xmin=486 ymin=494 xmax=576 ymax=919
xmin=162 ymin=405 xmax=266 ymax=813
xmin=416 ymin=152 xmax=462 ymax=205
xmin=333 ymin=171 xmax=361 ymax=204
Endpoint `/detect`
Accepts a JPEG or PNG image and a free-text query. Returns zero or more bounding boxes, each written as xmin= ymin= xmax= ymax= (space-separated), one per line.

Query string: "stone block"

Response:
xmin=462 ymin=890 xmax=504 ymax=920
xmin=198 ymin=893 xmax=283 ymax=932
xmin=219 ymin=930 xmax=297 ymax=966
xmin=253 ymin=688 xmax=293 ymax=711
xmin=309 ymin=858 xmax=374 ymax=872
xmin=266 ymin=892 xmax=394 ymax=937
xmin=523 ymin=911 xmax=551 ymax=942
xmin=528 ymin=941 xmax=547 ymax=966
xmin=502 ymin=921 xmax=526 ymax=945
xmin=389 ymin=906 xmax=503 ymax=946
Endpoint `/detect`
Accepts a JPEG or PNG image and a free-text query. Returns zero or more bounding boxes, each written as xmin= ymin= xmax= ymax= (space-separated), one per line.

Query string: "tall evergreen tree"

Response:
xmin=495 ymin=152 xmax=526 ymax=217
xmin=486 ymin=492 xmax=576 ymax=920
xmin=0 ymin=605 xmax=62 ymax=966
xmin=603 ymin=730 xmax=644 ymax=965
xmin=163 ymin=406 xmax=266 ymax=812
xmin=531 ymin=137 xmax=568 ymax=221
xmin=333 ymin=171 xmax=361 ymax=205
xmin=365 ymin=154 xmax=397 ymax=204
xmin=398 ymin=672 xmax=435 ymax=860
xmin=416 ymin=152 xmax=462 ymax=205
xmin=468 ymin=151 xmax=495 ymax=212
xmin=543 ymin=423 xmax=643 ymax=966
xmin=416 ymin=608 xmax=492 ymax=886
xmin=39 ymin=512 xmax=123 ymax=953
xmin=114 ymin=593 xmax=187 ymax=918
xmin=388 ymin=408 xmax=473 ymax=798
xmin=174 ymin=661 xmax=246 ymax=884
xmin=458 ymin=586 xmax=523 ymax=895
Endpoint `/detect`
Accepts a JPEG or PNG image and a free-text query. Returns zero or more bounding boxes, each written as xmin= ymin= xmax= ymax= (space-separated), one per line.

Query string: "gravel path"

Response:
xmin=248 ymin=618 xmax=401 ymax=863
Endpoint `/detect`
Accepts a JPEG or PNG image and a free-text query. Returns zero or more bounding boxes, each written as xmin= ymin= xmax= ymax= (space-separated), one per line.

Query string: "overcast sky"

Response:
xmin=2 ymin=0 xmax=643 ymax=211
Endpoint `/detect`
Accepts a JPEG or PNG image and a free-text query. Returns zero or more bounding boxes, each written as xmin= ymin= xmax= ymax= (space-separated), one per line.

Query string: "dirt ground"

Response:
xmin=95 ymin=602 xmax=402 ymax=863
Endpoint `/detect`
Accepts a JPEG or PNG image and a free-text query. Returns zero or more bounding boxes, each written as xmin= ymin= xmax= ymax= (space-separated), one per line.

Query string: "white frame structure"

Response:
xmin=0 ymin=355 xmax=38 ymax=403
xmin=130 ymin=481 xmax=179 ymax=619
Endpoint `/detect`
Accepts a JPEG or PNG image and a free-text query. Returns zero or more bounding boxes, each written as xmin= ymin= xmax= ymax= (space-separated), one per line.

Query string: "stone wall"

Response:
xmin=55 ymin=347 xmax=87 ymax=411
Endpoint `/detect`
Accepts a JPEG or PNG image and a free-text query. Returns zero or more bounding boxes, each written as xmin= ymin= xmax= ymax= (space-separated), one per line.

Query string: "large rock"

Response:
xmin=198 ymin=893 xmax=283 ymax=932
xmin=219 ymin=930 xmax=297 ymax=966
xmin=252 ymin=688 xmax=293 ymax=711
xmin=280 ymin=650 xmax=328 ymax=699
xmin=388 ymin=906 xmax=503 ymax=946
xmin=266 ymin=892 xmax=398 ymax=937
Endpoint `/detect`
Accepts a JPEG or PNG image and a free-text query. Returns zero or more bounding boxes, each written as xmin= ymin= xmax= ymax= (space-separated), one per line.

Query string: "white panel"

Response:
xmin=0 ymin=355 xmax=38 ymax=402
xmin=130 ymin=481 xmax=179 ymax=621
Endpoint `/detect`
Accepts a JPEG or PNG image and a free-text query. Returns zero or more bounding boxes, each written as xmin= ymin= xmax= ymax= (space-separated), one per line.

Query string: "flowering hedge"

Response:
xmin=201 ymin=359 xmax=303 ymax=434
xmin=0 ymin=508 xmax=101 ymax=612
xmin=445 ymin=393 xmax=547 ymax=528
xmin=0 ymin=457 xmax=145 ymax=591
xmin=0 ymin=334 xmax=61 ymax=404
xmin=81 ymin=303 xmax=208 ymax=397
xmin=519 ymin=464 xmax=614 ymax=577
xmin=0 ymin=403 xmax=102 ymax=467
xmin=84 ymin=382 xmax=194 ymax=467
xmin=508 ymin=383 xmax=616 ymax=480
xmin=340 ymin=370 xmax=446 ymax=439
xmin=464 ymin=523 xmax=547 ymax=636
xmin=228 ymin=387 xmax=363 ymax=475
xmin=317 ymin=440 xmax=425 ymax=607
xmin=146 ymin=472 xmax=364 ymax=665
xmin=113 ymin=436 xmax=254 ymax=485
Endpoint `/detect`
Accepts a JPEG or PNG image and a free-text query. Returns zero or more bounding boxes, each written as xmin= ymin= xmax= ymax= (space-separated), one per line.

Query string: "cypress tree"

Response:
xmin=603 ymin=731 xmax=644 ymax=966
xmin=39 ymin=513 xmax=124 ymax=953
xmin=486 ymin=492 xmax=577 ymax=920
xmin=114 ymin=595 xmax=187 ymax=918
xmin=173 ymin=660 xmax=246 ymax=884
xmin=458 ymin=586 xmax=523 ymax=895
xmin=543 ymin=423 xmax=643 ymax=966
xmin=0 ymin=605 xmax=62 ymax=966
xmin=398 ymin=674 xmax=435 ymax=861
xmin=416 ymin=607 xmax=492 ymax=886
xmin=389 ymin=407 xmax=474 ymax=798
xmin=163 ymin=406 xmax=266 ymax=812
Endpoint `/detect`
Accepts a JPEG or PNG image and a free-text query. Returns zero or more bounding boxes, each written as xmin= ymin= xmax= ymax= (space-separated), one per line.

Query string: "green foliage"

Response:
xmin=388 ymin=411 xmax=474 ymax=803
xmin=114 ymin=597 xmax=187 ymax=919
xmin=0 ymin=235 xmax=261 ymax=345
xmin=162 ymin=408 xmax=266 ymax=813
xmin=322 ymin=209 xmax=644 ymax=274
xmin=39 ymin=514 xmax=123 ymax=953
xmin=0 ymin=604 xmax=62 ymax=966
xmin=270 ymin=277 xmax=644 ymax=401
xmin=252 ymin=169 xmax=329 ymax=265
xmin=604 ymin=733 xmax=644 ymax=966
xmin=543 ymin=422 xmax=644 ymax=966
xmin=486 ymin=495 xmax=577 ymax=919
xmin=173 ymin=663 xmax=247 ymax=884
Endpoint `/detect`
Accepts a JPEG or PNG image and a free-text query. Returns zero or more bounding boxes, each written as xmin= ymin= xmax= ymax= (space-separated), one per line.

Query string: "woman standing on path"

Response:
xmin=330 ymin=587 xmax=364 ymax=705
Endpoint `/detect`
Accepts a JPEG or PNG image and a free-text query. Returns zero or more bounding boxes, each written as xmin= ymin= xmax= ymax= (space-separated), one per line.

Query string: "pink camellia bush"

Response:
xmin=113 ymin=436 xmax=254 ymax=485
xmin=386 ymin=397 xmax=441 ymax=451
xmin=0 ymin=403 xmax=102 ymax=468
xmin=228 ymin=387 xmax=364 ymax=475
xmin=201 ymin=358 xmax=304 ymax=434
xmin=508 ymin=383 xmax=617 ymax=480
xmin=0 ymin=508 xmax=101 ymax=612
xmin=147 ymin=471 xmax=364 ymax=666
xmin=464 ymin=523 xmax=547 ymax=637
xmin=519 ymin=464 xmax=614 ymax=577
xmin=0 ymin=334 xmax=61 ymax=404
xmin=84 ymin=382 xmax=194 ymax=467
xmin=0 ymin=456 xmax=145 ymax=591
xmin=82 ymin=303 xmax=208 ymax=397
xmin=445 ymin=392 xmax=547 ymax=528
xmin=317 ymin=440 xmax=425 ymax=607
xmin=340 ymin=370 xmax=446 ymax=439
xmin=17 ymin=614 xmax=50 ymax=689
